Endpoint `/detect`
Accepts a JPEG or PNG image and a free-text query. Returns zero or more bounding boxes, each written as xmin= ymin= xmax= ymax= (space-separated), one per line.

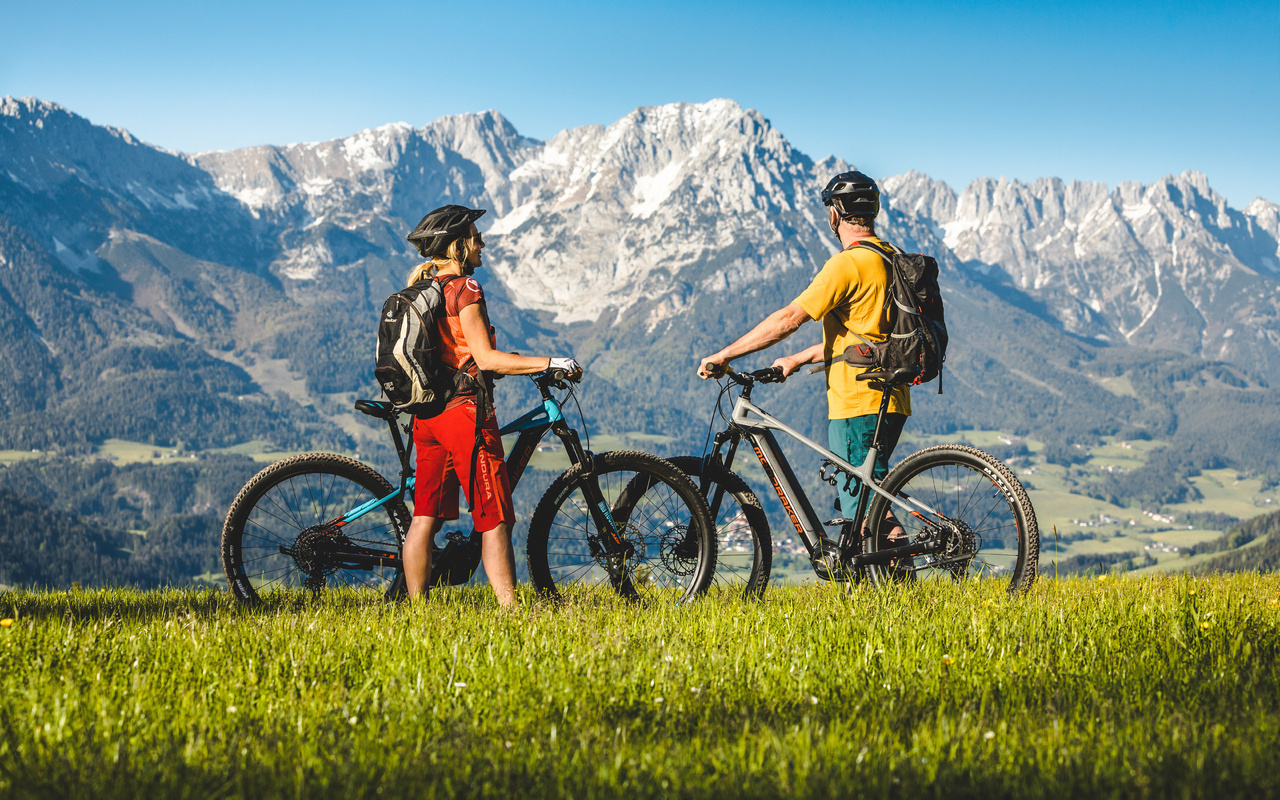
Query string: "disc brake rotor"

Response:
xmin=658 ymin=524 xmax=697 ymax=578
xmin=931 ymin=520 xmax=978 ymax=576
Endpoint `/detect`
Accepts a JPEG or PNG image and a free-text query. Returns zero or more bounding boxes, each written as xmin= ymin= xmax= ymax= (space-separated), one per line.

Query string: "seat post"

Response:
xmin=869 ymin=381 xmax=895 ymax=454
xmin=387 ymin=416 xmax=413 ymax=480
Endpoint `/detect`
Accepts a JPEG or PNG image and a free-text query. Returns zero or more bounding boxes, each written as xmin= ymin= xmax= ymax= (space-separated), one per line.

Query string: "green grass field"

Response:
xmin=2 ymin=577 xmax=1278 ymax=798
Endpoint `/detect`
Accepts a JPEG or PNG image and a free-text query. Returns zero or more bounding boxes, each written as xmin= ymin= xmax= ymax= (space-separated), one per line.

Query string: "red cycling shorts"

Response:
xmin=412 ymin=402 xmax=515 ymax=533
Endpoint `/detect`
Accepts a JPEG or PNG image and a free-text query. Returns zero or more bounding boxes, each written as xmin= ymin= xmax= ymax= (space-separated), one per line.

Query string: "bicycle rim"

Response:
xmin=528 ymin=452 xmax=714 ymax=604
xmin=669 ymin=456 xmax=771 ymax=599
xmin=865 ymin=445 xmax=1037 ymax=591
xmin=222 ymin=454 xmax=407 ymax=603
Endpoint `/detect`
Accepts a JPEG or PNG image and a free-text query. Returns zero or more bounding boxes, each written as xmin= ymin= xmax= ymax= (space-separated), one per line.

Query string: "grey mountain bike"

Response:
xmin=220 ymin=370 xmax=716 ymax=604
xmin=683 ymin=365 xmax=1039 ymax=596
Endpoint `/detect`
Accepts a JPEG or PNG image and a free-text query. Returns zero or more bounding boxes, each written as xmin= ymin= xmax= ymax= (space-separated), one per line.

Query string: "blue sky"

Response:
xmin=3 ymin=0 xmax=1277 ymax=206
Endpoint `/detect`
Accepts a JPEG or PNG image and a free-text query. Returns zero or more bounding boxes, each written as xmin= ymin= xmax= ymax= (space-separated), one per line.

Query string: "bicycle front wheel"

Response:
xmin=525 ymin=451 xmax=716 ymax=604
xmin=668 ymin=456 xmax=772 ymax=598
xmin=221 ymin=453 xmax=409 ymax=604
xmin=864 ymin=445 xmax=1038 ymax=592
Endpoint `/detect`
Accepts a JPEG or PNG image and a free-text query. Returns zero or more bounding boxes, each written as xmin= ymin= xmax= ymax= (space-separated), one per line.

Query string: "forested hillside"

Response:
xmin=1191 ymin=510 xmax=1280 ymax=573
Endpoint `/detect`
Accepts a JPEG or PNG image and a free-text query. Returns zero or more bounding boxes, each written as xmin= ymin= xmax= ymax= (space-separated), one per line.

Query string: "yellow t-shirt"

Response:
xmin=793 ymin=238 xmax=912 ymax=420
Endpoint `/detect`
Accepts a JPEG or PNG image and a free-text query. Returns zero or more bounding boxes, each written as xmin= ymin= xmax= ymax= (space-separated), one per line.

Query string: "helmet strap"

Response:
xmin=827 ymin=207 xmax=842 ymax=240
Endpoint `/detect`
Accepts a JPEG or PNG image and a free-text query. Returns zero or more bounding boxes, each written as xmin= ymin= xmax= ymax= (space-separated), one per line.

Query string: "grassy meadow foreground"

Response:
xmin=2 ymin=577 xmax=1279 ymax=798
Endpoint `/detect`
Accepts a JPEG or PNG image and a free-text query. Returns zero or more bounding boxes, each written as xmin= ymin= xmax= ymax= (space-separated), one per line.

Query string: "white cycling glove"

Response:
xmin=547 ymin=357 xmax=583 ymax=377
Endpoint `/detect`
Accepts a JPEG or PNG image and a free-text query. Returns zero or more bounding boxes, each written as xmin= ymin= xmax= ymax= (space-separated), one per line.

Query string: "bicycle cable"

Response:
xmin=699 ymin=377 xmax=737 ymax=460
xmin=566 ymin=381 xmax=591 ymax=454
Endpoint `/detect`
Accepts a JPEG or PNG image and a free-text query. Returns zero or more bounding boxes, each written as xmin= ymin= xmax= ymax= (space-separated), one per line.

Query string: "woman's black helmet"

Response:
xmin=821 ymin=171 xmax=880 ymax=219
xmin=406 ymin=204 xmax=487 ymax=258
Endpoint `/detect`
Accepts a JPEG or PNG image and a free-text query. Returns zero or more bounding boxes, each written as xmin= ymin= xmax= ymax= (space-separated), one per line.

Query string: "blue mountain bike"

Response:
xmin=220 ymin=370 xmax=716 ymax=604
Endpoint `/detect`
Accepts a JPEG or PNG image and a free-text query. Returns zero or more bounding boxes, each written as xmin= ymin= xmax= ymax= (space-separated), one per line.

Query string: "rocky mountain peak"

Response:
xmin=481 ymin=99 xmax=837 ymax=322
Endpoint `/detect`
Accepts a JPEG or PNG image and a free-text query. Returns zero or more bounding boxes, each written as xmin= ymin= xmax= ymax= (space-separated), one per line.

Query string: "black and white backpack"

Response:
xmin=829 ymin=241 xmax=949 ymax=393
xmin=374 ymin=275 xmax=470 ymax=417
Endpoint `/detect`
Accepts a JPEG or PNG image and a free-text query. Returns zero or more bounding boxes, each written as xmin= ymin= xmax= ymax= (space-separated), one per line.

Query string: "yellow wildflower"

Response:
xmin=0 ymin=619 xmax=11 ymax=628
xmin=941 ymin=654 xmax=954 ymax=666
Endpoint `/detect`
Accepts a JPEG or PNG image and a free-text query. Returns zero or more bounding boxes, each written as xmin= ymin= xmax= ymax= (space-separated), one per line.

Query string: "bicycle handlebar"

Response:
xmin=714 ymin=363 xmax=915 ymax=389
xmin=724 ymin=365 xmax=786 ymax=386
xmin=534 ymin=368 xmax=583 ymax=392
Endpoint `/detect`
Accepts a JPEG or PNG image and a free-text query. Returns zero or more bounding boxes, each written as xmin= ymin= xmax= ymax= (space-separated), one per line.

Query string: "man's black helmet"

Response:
xmin=821 ymin=171 xmax=880 ymax=219
xmin=406 ymin=204 xmax=487 ymax=258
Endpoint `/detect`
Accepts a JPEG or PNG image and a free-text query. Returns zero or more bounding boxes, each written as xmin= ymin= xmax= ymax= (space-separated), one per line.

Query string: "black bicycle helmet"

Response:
xmin=406 ymin=204 xmax=487 ymax=258
xmin=821 ymin=171 xmax=880 ymax=219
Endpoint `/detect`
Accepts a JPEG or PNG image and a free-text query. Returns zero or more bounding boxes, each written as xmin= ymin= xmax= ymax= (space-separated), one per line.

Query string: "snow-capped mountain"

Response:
xmin=186 ymin=100 xmax=851 ymax=322
xmin=12 ymin=92 xmax=1272 ymax=369
xmin=191 ymin=97 xmax=1280 ymax=373
xmin=1 ymin=93 xmax=1278 ymax=465
xmin=886 ymin=170 xmax=1280 ymax=374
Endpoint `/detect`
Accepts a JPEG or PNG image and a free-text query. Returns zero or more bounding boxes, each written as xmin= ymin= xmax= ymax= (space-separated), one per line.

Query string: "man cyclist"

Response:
xmin=696 ymin=171 xmax=909 ymax=544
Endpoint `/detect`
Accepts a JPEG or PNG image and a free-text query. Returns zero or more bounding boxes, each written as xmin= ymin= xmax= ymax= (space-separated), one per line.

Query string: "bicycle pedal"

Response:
xmin=825 ymin=518 xmax=853 ymax=526
xmin=810 ymin=537 xmax=848 ymax=583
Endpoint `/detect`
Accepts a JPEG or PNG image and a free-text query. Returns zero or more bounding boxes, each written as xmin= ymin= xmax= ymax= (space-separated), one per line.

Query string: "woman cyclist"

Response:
xmin=402 ymin=204 xmax=580 ymax=607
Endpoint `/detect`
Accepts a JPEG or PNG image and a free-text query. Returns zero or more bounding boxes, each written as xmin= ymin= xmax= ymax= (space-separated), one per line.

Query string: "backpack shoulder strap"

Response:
xmin=849 ymin=241 xmax=914 ymax=315
xmin=849 ymin=240 xmax=897 ymax=258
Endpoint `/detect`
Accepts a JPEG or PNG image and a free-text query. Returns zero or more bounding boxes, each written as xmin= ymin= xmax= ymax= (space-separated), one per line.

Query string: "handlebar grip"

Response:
xmin=751 ymin=367 xmax=786 ymax=384
xmin=546 ymin=367 xmax=582 ymax=386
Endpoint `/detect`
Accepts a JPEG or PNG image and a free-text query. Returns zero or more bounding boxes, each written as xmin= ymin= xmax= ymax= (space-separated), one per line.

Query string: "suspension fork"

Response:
xmin=701 ymin=429 xmax=742 ymax=520
xmin=554 ymin=420 xmax=629 ymax=555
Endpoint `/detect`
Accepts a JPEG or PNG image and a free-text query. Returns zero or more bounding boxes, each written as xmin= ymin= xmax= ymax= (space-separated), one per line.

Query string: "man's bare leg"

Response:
xmin=404 ymin=515 xmax=443 ymax=600
xmin=860 ymin=509 xmax=906 ymax=541
xmin=881 ymin=510 xmax=905 ymax=542
xmin=481 ymin=521 xmax=518 ymax=608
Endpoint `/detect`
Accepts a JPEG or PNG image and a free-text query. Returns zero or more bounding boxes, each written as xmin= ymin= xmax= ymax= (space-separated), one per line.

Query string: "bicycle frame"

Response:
xmin=707 ymin=372 xmax=948 ymax=573
xmin=296 ymin=376 xmax=629 ymax=585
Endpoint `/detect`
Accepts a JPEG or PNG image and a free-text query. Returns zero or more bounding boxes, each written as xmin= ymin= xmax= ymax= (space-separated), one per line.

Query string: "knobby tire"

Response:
xmin=525 ymin=451 xmax=716 ymax=604
xmin=668 ymin=456 xmax=772 ymax=599
xmin=863 ymin=444 xmax=1039 ymax=592
xmin=221 ymin=453 xmax=410 ymax=604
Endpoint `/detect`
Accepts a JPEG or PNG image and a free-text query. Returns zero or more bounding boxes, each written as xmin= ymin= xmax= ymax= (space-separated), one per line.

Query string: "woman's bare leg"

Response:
xmin=481 ymin=521 xmax=518 ymax=608
xmin=404 ymin=515 xmax=443 ymax=600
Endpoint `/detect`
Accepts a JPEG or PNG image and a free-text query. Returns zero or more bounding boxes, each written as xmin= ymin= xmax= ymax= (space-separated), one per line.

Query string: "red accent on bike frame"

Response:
xmin=751 ymin=441 xmax=806 ymax=538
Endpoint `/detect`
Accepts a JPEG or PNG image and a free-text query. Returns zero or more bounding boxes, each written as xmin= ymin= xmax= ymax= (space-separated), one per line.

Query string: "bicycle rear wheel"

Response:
xmin=863 ymin=445 xmax=1038 ymax=592
xmin=221 ymin=453 xmax=409 ymax=603
xmin=525 ymin=451 xmax=716 ymax=604
xmin=669 ymin=456 xmax=772 ymax=598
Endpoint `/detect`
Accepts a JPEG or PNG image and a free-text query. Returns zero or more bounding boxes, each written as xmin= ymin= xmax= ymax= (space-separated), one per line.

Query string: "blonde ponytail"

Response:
xmin=405 ymin=237 xmax=474 ymax=287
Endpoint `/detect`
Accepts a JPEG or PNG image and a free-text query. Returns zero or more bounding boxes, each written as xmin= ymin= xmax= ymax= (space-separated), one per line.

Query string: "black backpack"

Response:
xmin=825 ymin=241 xmax=949 ymax=393
xmin=374 ymin=275 xmax=473 ymax=417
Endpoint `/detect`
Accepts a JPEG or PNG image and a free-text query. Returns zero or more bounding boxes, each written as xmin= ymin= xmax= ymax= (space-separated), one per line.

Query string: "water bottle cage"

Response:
xmin=819 ymin=460 xmax=856 ymax=493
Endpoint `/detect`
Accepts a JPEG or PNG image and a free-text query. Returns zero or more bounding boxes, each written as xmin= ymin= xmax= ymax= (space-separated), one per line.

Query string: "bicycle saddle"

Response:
xmin=855 ymin=367 xmax=919 ymax=385
xmin=354 ymin=400 xmax=397 ymax=420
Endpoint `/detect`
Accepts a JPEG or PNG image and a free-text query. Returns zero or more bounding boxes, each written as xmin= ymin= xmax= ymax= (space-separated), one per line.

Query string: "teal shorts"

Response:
xmin=827 ymin=413 xmax=907 ymax=515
